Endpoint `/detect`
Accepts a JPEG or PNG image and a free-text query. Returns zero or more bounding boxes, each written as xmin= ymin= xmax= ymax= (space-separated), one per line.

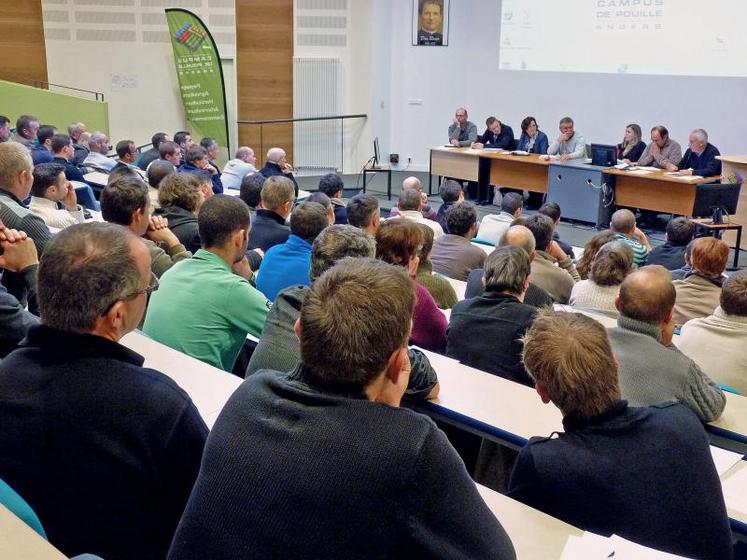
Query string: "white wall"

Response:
xmin=379 ymin=0 xmax=747 ymax=171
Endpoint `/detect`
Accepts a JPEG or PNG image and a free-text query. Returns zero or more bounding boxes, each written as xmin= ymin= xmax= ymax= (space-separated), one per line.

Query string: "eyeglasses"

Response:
xmin=101 ymin=274 xmax=159 ymax=316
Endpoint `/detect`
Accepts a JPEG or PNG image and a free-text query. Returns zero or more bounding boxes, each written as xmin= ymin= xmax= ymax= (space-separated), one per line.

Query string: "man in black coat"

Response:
xmin=259 ymin=146 xmax=299 ymax=196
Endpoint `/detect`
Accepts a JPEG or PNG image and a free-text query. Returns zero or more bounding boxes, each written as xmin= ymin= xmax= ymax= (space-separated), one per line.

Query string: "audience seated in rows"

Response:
xmin=608 ymin=266 xmax=725 ymax=421
xmin=538 ymin=201 xmax=574 ymax=258
xmin=569 ymin=241 xmax=634 ymax=315
xmin=167 ymin=257 xmax=514 ymax=560
xmin=389 ymin=176 xmax=437 ymax=221
xmin=516 ymin=213 xmax=579 ymax=303
xmin=678 ymin=270 xmax=747 ymax=394
xmin=508 ymin=310 xmax=732 ymax=560
xmin=259 ymin=147 xmax=299 ymax=196
xmin=415 ymin=224 xmax=458 ymax=309
xmin=83 ymin=132 xmax=115 ymax=173
xmin=146 ymin=159 xmax=176 ymax=210
xmin=221 ymin=146 xmax=257 ymax=190
xmin=238 ymin=171 xmax=265 ymax=218
xmin=345 ymin=192 xmax=380 ymax=236
xmin=394 ymin=187 xmax=444 ymax=238
xmin=178 ymin=145 xmax=223 ymax=194
xmin=435 ymin=179 xmax=464 ymax=233
xmin=476 ymin=191 xmax=522 ymax=245
xmin=144 ymin=196 xmax=269 ymax=371
xmin=137 ymin=132 xmax=169 ymax=171
xmin=29 ymin=162 xmax=85 ymax=230
xmin=100 ymin=176 xmax=191 ymax=278
xmin=375 ymin=218 xmax=447 ymax=351
xmin=576 ymin=229 xmax=616 ymax=280
xmin=672 ymin=237 xmax=728 ymax=326
xmin=31 ymin=124 xmax=56 ymax=165
xmin=51 ymin=134 xmax=86 ymax=183
xmin=154 ymin=173 xmax=204 ymax=254
xmin=647 ymin=216 xmax=694 ymax=270
xmin=465 ymin=225 xmax=554 ymax=307
xmin=610 ymin=208 xmax=651 ymax=266
xmin=448 ymin=246 xmax=537 ymax=387
xmin=0 ymin=222 xmax=208 ymax=559
xmin=248 ymin=175 xmax=295 ymax=251
xmin=431 ymin=202 xmax=484 ymax=281
xmin=256 ymin=201 xmax=329 ymax=302
xmin=317 ymin=172 xmax=348 ymax=224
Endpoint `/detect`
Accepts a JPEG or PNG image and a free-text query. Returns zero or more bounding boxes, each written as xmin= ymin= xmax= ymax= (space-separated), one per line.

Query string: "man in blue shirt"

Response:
xmin=256 ymin=201 xmax=329 ymax=301
xmin=675 ymin=128 xmax=721 ymax=178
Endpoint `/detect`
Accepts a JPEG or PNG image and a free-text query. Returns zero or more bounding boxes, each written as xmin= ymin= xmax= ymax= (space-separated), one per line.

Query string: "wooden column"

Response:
xmin=236 ymin=0 xmax=293 ymax=168
xmin=0 ymin=1 xmax=48 ymax=85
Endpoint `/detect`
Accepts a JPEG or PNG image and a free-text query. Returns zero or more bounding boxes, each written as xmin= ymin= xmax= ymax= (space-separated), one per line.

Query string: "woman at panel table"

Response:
xmin=617 ymin=123 xmax=646 ymax=163
xmin=515 ymin=116 xmax=549 ymax=154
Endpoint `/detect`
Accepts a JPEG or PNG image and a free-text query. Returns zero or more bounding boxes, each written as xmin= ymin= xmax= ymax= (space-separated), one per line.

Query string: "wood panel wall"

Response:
xmin=236 ymin=0 xmax=293 ymax=167
xmin=0 ymin=1 xmax=48 ymax=86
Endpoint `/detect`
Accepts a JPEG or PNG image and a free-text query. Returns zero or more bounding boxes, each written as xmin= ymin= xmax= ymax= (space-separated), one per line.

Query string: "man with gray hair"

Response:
xmin=393 ymin=187 xmax=444 ymax=238
xmin=249 ymin=175 xmax=296 ymax=251
xmin=67 ymin=122 xmax=89 ymax=166
xmin=547 ymin=116 xmax=586 ymax=160
xmin=221 ymin=145 xmax=257 ymax=190
xmin=675 ymin=128 xmax=721 ymax=177
xmin=430 ymin=202 xmax=484 ymax=280
xmin=83 ymin=131 xmax=116 ymax=172
xmin=259 ymin=146 xmax=299 ymax=196
xmin=447 ymin=245 xmax=538 ymax=386
xmin=465 ymin=225 xmax=555 ymax=307
xmin=0 ymin=222 xmax=207 ymax=559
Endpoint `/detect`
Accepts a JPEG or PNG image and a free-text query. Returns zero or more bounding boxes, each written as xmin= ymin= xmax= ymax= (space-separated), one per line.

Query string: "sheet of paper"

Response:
xmin=626 ymin=169 xmax=654 ymax=175
xmin=723 ymin=464 xmax=747 ymax=515
xmin=709 ymin=445 xmax=744 ymax=476
xmin=610 ymin=535 xmax=693 ymax=559
xmin=559 ymin=532 xmax=610 ymax=560
xmin=633 ymin=166 xmax=661 ymax=171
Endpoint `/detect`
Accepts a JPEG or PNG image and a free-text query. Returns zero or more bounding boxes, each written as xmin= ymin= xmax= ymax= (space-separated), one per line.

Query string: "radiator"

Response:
xmin=293 ymin=57 xmax=342 ymax=175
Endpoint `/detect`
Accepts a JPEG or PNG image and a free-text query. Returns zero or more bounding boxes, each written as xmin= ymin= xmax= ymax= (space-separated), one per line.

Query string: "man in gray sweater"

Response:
xmin=608 ymin=265 xmax=725 ymax=422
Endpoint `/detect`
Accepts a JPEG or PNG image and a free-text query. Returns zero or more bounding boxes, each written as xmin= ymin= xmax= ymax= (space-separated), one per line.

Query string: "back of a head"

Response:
xmin=446 ymin=202 xmax=477 ymax=237
xmin=318 ymin=173 xmax=344 ymax=198
xmin=522 ymin=309 xmax=621 ymax=421
xmin=239 ymin=172 xmax=266 ymax=209
xmin=501 ymin=192 xmax=523 ymax=215
xmin=515 ymin=214 xmax=554 ymax=252
xmin=185 ymin=145 xmax=206 ymax=166
xmin=107 ymin=165 xmax=140 ymax=186
xmin=721 ymin=270 xmax=747 ymax=317
xmin=690 ymin=237 xmax=729 ymax=278
xmin=306 ymin=191 xmax=331 ymax=210
xmin=416 ymin=223 xmax=434 ymax=261
xmin=266 ymin=147 xmax=284 ymax=163
xmin=376 ymin=218 xmax=423 ymax=266
xmin=402 ymin=176 xmax=422 ymax=192
xmin=299 ymin=257 xmax=414 ymax=387
xmin=398 ymin=188 xmax=421 ymax=211
xmin=577 ymin=229 xmax=616 ymax=279
xmin=101 ymin=176 xmax=148 ymax=226
xmin=498 ymin=224 xmax=536 ymax=256
xmin=38 ymin=222 xmax=141 ymax=334
xmin=290 ymin=201 xmax=329 ymax=244
xmin=665 ymin=217 xmax=694 ymax=246
xmin=198 ymin=194 xmax=251 ymax=249
xmin=32 ymin=162 xmax=65 ymax=198
xmin=200 ymin=137 xmax=217 ymax=153
xmin=590 ymin=241 xmax=634 ymax=287
xmin=158 ymin=173 xmax=202 ymax=212
xmin=484 ymin=245 xmax=530 ymax=295
xmin=260 ymin=175 xmax=295 ymax=211
xmin=346 ymin=193 xmax=379 ymax=228
xmin=116 ymin=140 xmax=134 ymax=159
xmin=147 ymin=159 xmax=176 ymax=189
xmin=538 ymin=202 xmax=561 ymax=223
xmin=439 ymin=179 xmax=462 ymax=203
xmin=37 ymin=125 xmax=57 ymax=146
xmin=0 ymin=142 xmax=33 ymax=187
xmin=610 ymin=209 xmax=636 ymax=235
xmin=174 ymin=131 xmax=190 ymax=146
xmin=159 ymin=141 xmax=180 ymax=160
xmin=310 ymin=224 xmax=376 ymax=281
xmin=50 ymin=134 xmax=72 ymax=155
xmin=151 ymin=132 xmax=168 ymax=150
xmin=618 ymin=265 xmax=675 ymax=324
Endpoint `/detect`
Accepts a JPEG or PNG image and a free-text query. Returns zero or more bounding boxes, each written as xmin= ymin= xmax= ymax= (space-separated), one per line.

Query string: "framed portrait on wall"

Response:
xmin=412 ymin=0 xmax=449 ymax=46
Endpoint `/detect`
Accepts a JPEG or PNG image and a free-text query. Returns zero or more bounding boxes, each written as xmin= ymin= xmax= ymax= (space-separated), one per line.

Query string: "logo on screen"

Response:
xmin=173 ymin=23 xmax=206 ymax=52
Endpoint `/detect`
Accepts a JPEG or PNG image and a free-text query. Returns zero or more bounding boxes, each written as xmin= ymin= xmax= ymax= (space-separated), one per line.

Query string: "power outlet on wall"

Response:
xmin=390 ymin=153 xmax=400 ymax=164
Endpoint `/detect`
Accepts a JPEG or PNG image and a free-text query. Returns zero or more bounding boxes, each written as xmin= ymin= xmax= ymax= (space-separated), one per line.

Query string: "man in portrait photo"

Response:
xmin=416 ymin=0 xmax=446 ymax=46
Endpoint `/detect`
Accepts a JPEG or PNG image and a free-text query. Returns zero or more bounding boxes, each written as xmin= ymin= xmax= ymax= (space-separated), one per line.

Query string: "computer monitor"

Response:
xmin=692 ymin=182 xmax=741 ymax=218
xmin=590 ymin=144 xmax=617 ymax=167
xmin=373 ymin=137 xmax=380 ymax=167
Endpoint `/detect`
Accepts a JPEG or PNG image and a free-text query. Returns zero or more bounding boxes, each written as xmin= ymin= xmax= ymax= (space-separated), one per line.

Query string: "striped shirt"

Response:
xmin=614 ymin=232 xmax=649 ymax=266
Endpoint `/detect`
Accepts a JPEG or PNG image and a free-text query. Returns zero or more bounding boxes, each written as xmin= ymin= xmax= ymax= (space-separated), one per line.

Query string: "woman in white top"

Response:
xmin=570 ymin=241 xmax=634 ymax=314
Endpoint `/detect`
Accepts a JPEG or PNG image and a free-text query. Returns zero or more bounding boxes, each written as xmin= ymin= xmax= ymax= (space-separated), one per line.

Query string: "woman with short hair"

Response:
xmin=570 ymin=241 xmax=635 ymax=314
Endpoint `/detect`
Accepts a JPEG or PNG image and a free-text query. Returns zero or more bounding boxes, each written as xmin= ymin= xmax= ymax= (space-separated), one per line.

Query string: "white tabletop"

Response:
xmin=0 ymin=504 xmax=67 ymax=560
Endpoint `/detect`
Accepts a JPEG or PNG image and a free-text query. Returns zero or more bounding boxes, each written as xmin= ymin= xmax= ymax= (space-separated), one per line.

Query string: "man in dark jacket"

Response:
xmin=259 ymin=146 xmax=299 ymax=196
xmin=248 ymin=175 xmax=295 ymax=251
xmin=647 ymin=216 xmax=694 ymax=270
xmin=317 ymin=172 xmax=347 ymax=224
xmin=675 ymin=128 xmax=721 ymax=178
xmin=178 ymin=145 xmax=223 ymax=194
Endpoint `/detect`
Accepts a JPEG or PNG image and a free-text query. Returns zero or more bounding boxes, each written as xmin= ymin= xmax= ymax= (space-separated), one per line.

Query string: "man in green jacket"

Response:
xmin=144 ymin=195 xmax=270 ymax=371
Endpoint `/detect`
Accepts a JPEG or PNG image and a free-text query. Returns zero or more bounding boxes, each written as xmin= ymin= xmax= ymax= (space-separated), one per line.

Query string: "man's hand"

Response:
xmin=0 ymin=235 xmax=39 ymax=272
xmin=471 ymin=142 xmax=484 ymax=149
xmin=450 ymin=138 xmax=460 ymax=147
xmin=452 ymin=116 xmax=459 ymax=127
xmin=559 ymin=154 xmax=572 ymax=161
xmin=675 ymin=169 xmax=693 ymax=176
xmin=663 ymin=162 xmax=678 ymax=172
xmin=546 ymin=240 xmax=567 ymax=261
xmin=232 ymin=256 xmax=253 ymax=280
xmin=650 ymin=143 xmax=661 ymax=157
xmin=420 ymin=192 xmax=428 ymax=205
xmin=281 ymin=162 xmax=294 ymax=174
xmin=632 ymin=227 xmax=652 ymax=250
xmin=146 ymin=216 xmax=180 ymax=248
xmin=62 ymin=181 xmax=78 ymax=212
xmin=205 ymin=163 xmax=219 ymax=176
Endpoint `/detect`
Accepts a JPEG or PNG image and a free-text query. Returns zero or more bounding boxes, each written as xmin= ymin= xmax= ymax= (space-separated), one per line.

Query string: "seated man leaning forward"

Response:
xmin=144 ymin=195 xmax=270 ymax=372
xmin=0 ymin=222 xmax=207 ymax=559
xmin=546 ymin=116 xmax=586 ymax=161
xmin=507 ymin=310 xmax=732 ymax=560
xmin=167 ymin=257 xmax=516 ymax=560
xmin=610 ymin=208 xmax=651 ymax=267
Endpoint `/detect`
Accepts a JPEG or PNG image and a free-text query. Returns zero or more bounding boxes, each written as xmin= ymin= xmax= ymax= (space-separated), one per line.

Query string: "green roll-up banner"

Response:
xmin=165 ymin=8 xmax=230 ymax=152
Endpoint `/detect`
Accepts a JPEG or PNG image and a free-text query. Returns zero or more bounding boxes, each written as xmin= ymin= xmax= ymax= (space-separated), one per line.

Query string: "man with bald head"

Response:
xmin=465 ymin=225 xmax=554 ymax=307
xmin=259 ymin=147 xmax=299 ymax=196
xmin=221 ymin=146 xmax=257 ymax=190
xmin=675 ymin=128 xmax=721 ymax=177
xmin=389 ymin=176 xmax=437 ymax=220
xmin=610 ymin=208 xmax=651 ymax=266
xmin=608 ymin=265 xmax=725 ymax=422
xmin=83 ymin=132 xmax=116 ymax=172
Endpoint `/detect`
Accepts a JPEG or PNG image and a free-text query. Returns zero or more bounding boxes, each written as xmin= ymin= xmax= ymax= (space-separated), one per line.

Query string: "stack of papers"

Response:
xmin=561 ymin=532 xmax=693 ymax=559
xmin=510 ymin=150 xmax=530 ymax=156
xmin=723 ymin=464 xmax=747 ymax=516
xmin=665 ymin=172 xmax=704 ymax=180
